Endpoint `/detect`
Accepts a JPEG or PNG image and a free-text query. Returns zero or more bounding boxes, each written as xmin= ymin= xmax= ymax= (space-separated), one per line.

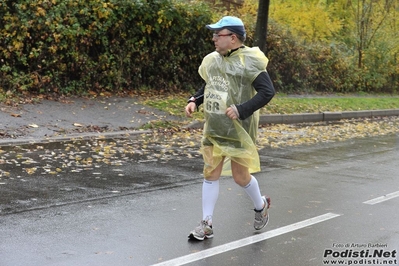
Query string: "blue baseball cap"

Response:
xmin=206 ymin=16 xmax=246 ymax=37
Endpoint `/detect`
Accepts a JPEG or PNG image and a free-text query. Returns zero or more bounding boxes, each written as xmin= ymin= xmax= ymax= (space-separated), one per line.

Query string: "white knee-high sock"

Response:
xmin=243 ymin=175 xmax=264 ymax=211
xmin=202 ymin=179 xmax=219 ymax=225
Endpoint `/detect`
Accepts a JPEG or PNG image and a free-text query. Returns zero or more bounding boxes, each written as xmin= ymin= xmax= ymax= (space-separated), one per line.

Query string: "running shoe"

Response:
xmin=254 ymin=196 xmax=270 ymax=230
xmin=188 ymin=220 xmax=213 ymax=240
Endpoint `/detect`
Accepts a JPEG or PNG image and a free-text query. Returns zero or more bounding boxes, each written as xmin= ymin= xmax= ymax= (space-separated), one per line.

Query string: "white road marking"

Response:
xmin=363 ymin=190 xmax=399 ymax=205
xmin=152 ymin=212 xmax=341 ymax=266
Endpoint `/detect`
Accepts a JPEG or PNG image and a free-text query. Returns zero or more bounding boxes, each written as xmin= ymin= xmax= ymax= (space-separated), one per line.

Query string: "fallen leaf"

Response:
xmin=25 ymin=167 xmax=37 ymax=174
xmin=137 ymin=110 xmax=150 ymax=114
xmin=73 ymin=123 xmax=84 ymax=127
xmin=29 ymin=124 xmax=39 ymax=128
xmin=11 ymin=113 xmax=21 ymax=117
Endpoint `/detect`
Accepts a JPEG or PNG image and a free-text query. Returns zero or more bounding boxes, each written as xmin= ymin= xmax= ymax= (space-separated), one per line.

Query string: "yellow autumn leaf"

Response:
xmin=25 ymin=167 xmax=37 ymax=174
xmin=36 ymin=7 xmax=46 ymax=16
xmin=146 ymin=25 xmax=152 ymax=34
xmin=12 ymin=40 xmax=24 ymax=50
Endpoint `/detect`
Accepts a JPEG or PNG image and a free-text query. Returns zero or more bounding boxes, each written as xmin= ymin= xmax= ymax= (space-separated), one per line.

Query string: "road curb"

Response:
xmin=0 ymin=130 xmax=151 ymax=146
xmin=1 ymin=109 xmax=398 ymax=146
xmin=184 ymin=109 xmax=399 ymax=129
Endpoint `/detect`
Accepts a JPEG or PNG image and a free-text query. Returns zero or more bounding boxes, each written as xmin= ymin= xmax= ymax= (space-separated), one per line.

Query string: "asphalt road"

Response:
xmin=0 ymin=134 xmax=398 ymax=266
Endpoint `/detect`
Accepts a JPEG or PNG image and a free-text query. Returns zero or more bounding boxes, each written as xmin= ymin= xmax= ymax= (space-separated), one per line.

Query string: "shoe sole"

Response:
xmin=188 ymin=233 xmax=214 ymax=241
xmin=266 ymin=197 xmax=271 ymax=209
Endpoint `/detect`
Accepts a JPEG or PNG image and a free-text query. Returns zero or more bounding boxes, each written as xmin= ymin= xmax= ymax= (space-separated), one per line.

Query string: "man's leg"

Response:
xmin=231 ymin=160 xmax=270 ymax=230
xmin=188 ymin=147 xmax=223 ymax=240
xmin=231 ymin=160 xmax=264 ymax=210
xmin=201 ymin=165 xmax=222 ymax=225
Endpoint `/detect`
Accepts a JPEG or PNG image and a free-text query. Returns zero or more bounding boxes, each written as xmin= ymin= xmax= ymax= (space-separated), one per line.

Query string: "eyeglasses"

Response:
xmin=213 ymin=33 xmax=233 ymax=39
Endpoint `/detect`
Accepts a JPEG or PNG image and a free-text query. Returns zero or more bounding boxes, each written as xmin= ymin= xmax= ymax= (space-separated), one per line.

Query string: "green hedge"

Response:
xmin=1 ymin=0 xmax=397 ymax=96
xmin=0 ymin=0 xmax=214 ymax=94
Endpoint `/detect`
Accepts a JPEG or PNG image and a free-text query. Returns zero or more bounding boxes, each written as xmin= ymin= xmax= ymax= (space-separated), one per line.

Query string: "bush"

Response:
xmin=1 ymin=0 xmax=397 ymax=96
xmin=257 ymin=20 xmax=391 ymax=94
xmin=235 ymin=0 xmax=398 ymax=94
xmin=0 ymin=0 xmax=214 ymax=95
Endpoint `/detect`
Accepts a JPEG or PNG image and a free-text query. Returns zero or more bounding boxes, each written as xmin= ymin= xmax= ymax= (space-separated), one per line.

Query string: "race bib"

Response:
xmin=204 ymin=89 xmax=228 ymax=115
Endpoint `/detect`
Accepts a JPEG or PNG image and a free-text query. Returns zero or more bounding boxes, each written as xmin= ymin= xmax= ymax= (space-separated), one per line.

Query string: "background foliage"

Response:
xmin=0 ymin=0 xmax=398 ymax=96
xmin=0 ymin=0 xmax=213 ymax=95
xmin=262 ymin=0 xmax=399 ymax=94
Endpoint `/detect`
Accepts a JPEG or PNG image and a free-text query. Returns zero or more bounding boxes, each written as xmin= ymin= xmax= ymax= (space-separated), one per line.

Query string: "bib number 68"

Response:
xmin=206 ymin=100 xmax=220 ymax=113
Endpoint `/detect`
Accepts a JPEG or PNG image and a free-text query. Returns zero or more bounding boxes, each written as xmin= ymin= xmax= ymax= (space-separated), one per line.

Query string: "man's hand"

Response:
xmin=185 ymin=102 xmax=196 ymax=117
xmin=226 ymin=104 xmax=240 ymax=120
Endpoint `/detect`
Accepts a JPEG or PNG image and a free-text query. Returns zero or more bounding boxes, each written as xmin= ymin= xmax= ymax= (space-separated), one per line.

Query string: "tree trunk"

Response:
xmin=254 ymin=0 xmax=270 ymax=54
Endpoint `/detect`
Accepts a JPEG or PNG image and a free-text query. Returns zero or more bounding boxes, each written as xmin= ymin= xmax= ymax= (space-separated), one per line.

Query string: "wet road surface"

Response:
xmin=0 ymin=134 xmax=398 ymax=266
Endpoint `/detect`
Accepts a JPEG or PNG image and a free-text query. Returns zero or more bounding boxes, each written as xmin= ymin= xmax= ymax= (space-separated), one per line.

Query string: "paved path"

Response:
xmin=1 ymin=96 xmax=399 ymax=145
xmin=0 ymin=134 xmax=398 ymax=266
xmin=0 ymin=96 xmax=179 ymax=143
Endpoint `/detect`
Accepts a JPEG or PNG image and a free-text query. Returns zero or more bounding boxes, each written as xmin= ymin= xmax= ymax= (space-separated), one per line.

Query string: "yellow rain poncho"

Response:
xmin=198 ymin=46 xmax=269 ymax=177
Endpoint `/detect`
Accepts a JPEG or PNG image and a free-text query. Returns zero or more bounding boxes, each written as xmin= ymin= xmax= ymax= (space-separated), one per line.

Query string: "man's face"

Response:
xmin=212 ymin=29 xmax=234 ymax=55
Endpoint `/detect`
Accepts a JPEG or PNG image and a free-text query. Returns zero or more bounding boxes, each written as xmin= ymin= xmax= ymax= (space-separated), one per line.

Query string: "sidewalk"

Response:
xmin=1 ymin=96 xmax=399 ymax=145
xmin=0 ymin=96 xmax=180 ymax=145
